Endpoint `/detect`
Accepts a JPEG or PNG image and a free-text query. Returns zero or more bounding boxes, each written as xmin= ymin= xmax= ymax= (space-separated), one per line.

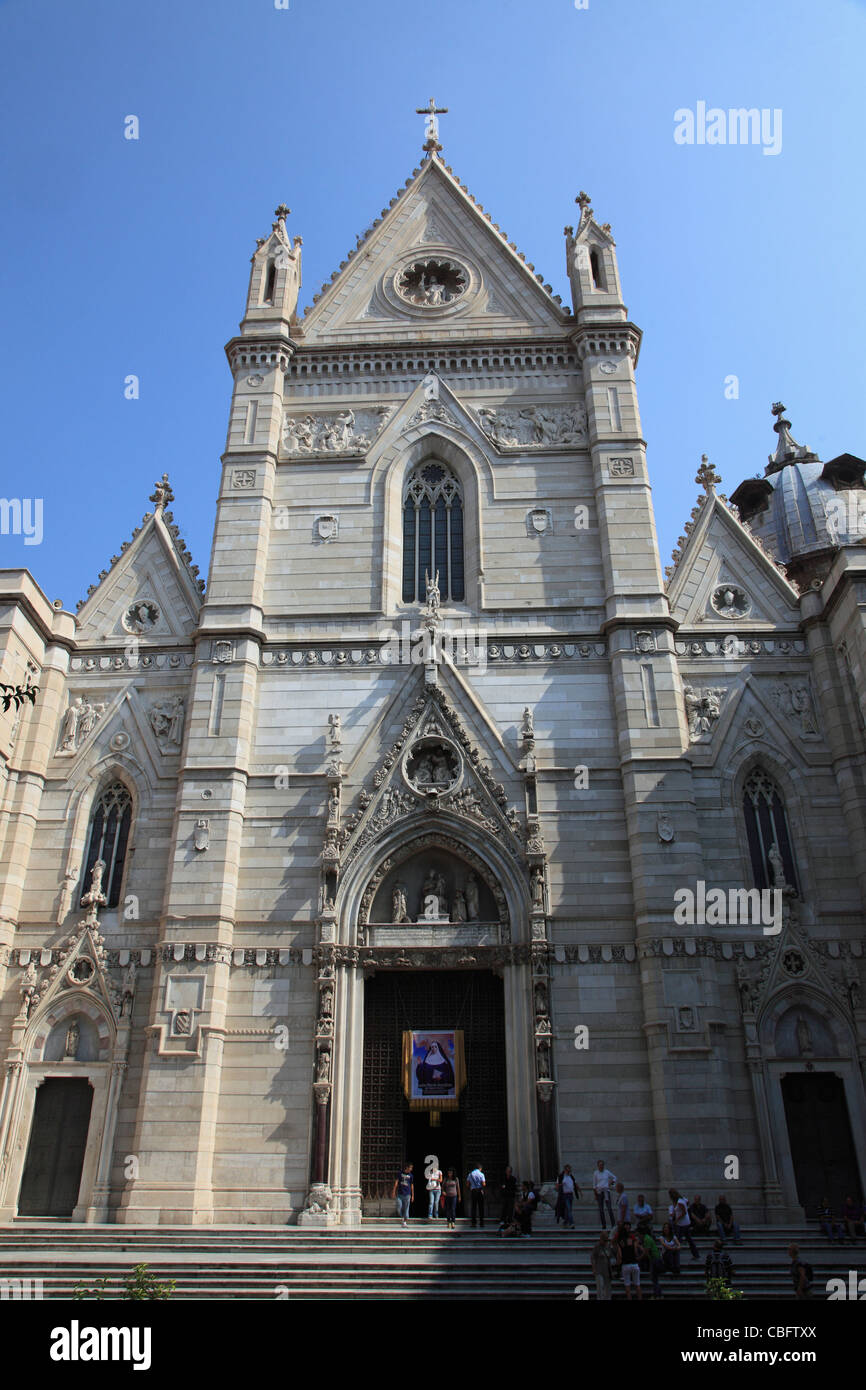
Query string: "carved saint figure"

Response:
xmin=431 ymin=752 xmax=451 ymax=786
xmin=414 ymin=755 xmax=433 ymax=785
xmin=451 ymin=889 xmax=467 ymax=923
xmin=464 ymin=873 xmax=480 ymax=922
xmin=333 ymin=410 xmax=355 ymax=451
xmin=316 ymin=1049 xmax=331 ymax=1082
xmin=521 ymin=706 xmax=534 ymax=740
xmin=320 ymin=985 xmax=334 ymax=1018
xmin=64 ymin=1019 xmax=81 ymax=1059
xmin=60 ymin=697 xmax=84 ymax=751
xmin=531 ymin=868 xmax=545 ymax=909
xmin=327 ymin=713 xmax=342 ymax=748
xmin=424 ymin=569 xmax=441 ymax=616
xmin=768 ymin=842 xmax=787 ymax=890
xmin=796 ymin=1014 xmax=814 ymax=1056
xmin=424 ymin=275 xmax=445 ymax=306
xmin=391 ymin=882 xmax=409 ymax=924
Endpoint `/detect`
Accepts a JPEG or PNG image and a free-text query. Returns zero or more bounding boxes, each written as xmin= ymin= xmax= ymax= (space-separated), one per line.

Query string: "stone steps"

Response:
xmin=0 ymin=1221 xmax=862 ymax=1299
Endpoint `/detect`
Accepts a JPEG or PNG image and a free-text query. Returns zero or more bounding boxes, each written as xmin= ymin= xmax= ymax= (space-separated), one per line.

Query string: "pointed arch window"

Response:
xmin=80 ymin=781 xmax=133 ymax=910
xmin=402 ymin=462 xmax=464 ymax=603
xmin=742 ymin=768 xmax=799 ymax=893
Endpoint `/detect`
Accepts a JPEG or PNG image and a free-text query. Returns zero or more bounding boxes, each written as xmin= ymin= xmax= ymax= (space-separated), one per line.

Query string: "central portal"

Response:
xmin=361 ymin=970 xmax=508 ymax=1216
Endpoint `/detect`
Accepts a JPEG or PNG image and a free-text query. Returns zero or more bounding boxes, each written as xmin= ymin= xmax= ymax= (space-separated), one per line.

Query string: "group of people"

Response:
xmin=390 ymin=1162 xmax=540 ymax=1234
xmin=588 ymin=1160 xmax=743 ymax=1300
xmin=815 ymin=1195 xmax=865 ymax=1244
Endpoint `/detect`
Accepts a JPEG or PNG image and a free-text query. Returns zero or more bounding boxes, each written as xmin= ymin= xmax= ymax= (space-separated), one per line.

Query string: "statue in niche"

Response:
xmin=60 ymin=697 xmax=84 ymax=751
xmin=414 ymin=755 xmax=433 ymax=785
xmin=327 ymin=713 xmax=342 ymax=748
xmin=451 ymin=889 xmax=467 ymax=923
xmin=328 ymin=786 xmax=340 ymax=823
xmin=424 ymin=570 xmax=441 ymax=616
xmin=17 ymin=960 xmax=38 ymax=1021
xmin=320 ymin=985 xmax=334 ymax=1018
xmin=464 ymin=873 xmax=480 ymax=922
xmin=431 ymin=752 xmax=451 ymax=786
xmin=768 ymin=843 xmax=787 ymax=890
xmin=534 ymin=981 xmax=548 ymax=1017
xmin=391 ymin=882 xmax=410 ymax=924
xmin=796 ymin=1015 xmax=814 ymax=1057
xmin=64 ymin=1019 xmax=81 ymax=1059
xmin=316 ymin=1049 xmax=331 ymax=1082
xmin=536 ymin=1041 xmax=551 ymax=1079
xmin=531 ymin=868 xmax=545 ymax=909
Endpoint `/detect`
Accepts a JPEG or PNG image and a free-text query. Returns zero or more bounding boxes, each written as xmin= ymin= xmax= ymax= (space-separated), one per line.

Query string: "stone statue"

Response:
xmin=316 ymin=1049 xmax=331 ymax=1082
xmin=64 ymin=1019 xmax=81 ymax=1059
xmin=736 ymin=963 xmax=754 ymax=1012
xmin=796 ymin=1015 xmax=814 ymax=1057
xmin=464 ymin=874 xmax=480 ymax=922
xmin=328 ymin=786 xmax=340 ymax=823
xmin=320 ymin=985 xmax=334 ymax=1018
xmin=768 ymin=843 xmax=787 ymax=890
xmin=82 ymin=859 xmax=107 ymax=917
xmin=531 ymin=868 xmax=545 ymax=909
xmin=333 ymin=410 xmax=355 ymax=451
xmin=431 ymin=752 xmax=451 ymax=786
xmin=521 ymin=707 xmax=534 ymax=740
xmin=424 ymin=570 xmax=441 ymax=616
xmin=534 ymin=981 xmax=548 ymax=1017
xmin=424 ymin=276 xmax=445 ymax=306
xmin=414 ymin=755 xmax=433 ymax=785
xmin=60 ymin=696 xmax=84 ymax=751
xmin=391 ymin=883 xmax=409 ymax=924
xmin=16 ymin=960 xmax=38 ymax=1021
xmin=451 ymin=889 xmax=467 ymax=923
xmin=327 ymin=713 xmax=342 ymax=748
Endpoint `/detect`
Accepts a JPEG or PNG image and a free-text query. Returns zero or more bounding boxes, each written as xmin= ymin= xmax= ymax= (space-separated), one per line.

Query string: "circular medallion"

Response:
xmin=68 ymin=957 xmax=95 ymax=986
xmin=395 ymin=258 xmax=467 ymax=308
xmin=122 ymin=599 xmax=159 ymax=634
xmin=402 ymin=736 xmax=462 ymax=795
xmin=711 ymin=584 xmax=750 ymax=619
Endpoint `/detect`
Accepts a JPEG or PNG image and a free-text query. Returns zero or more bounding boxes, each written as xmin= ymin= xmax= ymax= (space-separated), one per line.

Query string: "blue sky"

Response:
xmin=1 ymin=0 xmax=864 ymax=606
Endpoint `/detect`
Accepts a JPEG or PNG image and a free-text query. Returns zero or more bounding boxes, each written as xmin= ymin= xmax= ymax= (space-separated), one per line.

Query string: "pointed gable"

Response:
xmin=74 ymin=481 xmax=204 ymax=646
xmin=668 ymin=482 xmax=800 ymax=629
xmin=298 ymin=155 xmax=570 ymax=346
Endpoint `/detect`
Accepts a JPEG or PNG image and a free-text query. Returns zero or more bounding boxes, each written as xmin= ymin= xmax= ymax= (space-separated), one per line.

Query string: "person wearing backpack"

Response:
xmin=788 ymin=1242 xmax=813 ymax=1299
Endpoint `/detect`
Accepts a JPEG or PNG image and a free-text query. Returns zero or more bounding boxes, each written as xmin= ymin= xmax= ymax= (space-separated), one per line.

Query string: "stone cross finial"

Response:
xmin=274 ymin=203 xmax=291 ymax=223
xmin=149 ymin=473 xmax=174 ymax=511
xmin=576 ymin=191 xmax=592 ymax=209
xmin=695 ymin=454 xmax=721 ymax=493
xmin=416 ymin=97 xmax=448 ymax=152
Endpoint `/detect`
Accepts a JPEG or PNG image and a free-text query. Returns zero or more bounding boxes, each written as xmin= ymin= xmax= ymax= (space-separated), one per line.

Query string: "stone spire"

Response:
xmin=767 ymin=402 xmax=816 ymax=474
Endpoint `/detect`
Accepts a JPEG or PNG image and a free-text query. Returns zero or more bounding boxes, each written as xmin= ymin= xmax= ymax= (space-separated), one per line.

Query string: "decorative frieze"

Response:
xmin=260 ymin=640 xmax=606 ymax=666
xmin=475 ymin=402 xmax=587 ymax=449
xmin=675 ymin=636 xmax=805 ymax=659
xmin=282 ymin=406 xmax=392 ymax=456
xmin=70 ymin=651 xmax=194 ymax=673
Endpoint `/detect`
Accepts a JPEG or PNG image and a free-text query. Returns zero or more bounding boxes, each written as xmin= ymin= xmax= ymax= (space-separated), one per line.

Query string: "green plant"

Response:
xmin=706 ymin=1276 xmax=744 ymax=1300
xmin=71 ymin=1264 xmax=175 ymax=1301
xmin=0 ymin=683 xmax=38 ymax=713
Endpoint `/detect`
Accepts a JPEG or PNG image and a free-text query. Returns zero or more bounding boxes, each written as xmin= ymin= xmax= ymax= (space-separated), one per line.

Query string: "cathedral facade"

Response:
xmin=0 ymin=135 xmax=864 ymax=1227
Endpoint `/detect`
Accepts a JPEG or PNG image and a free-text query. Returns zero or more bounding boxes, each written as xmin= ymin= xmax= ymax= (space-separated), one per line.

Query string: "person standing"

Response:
xmin=499 ymin=1166 xmax=517 ymax=1228
xmin=443 ymin=1168 xmax=460 ymax=1230
xmin=591 ymin=1229 xmax=614 ymax=1301
xmin=592 ymin=1159 xmax=617 ymax=1228
xmin=614 ymin=1181 xmax=630 ymax=1228
xmin=788 ymin=1243 xmax=813 ymax=1299
xmin=559 ymin=1165 xmax=580 ymax=1229
xmin=659 ymin=1221 xmax=681 ymax=1275
xmin=668 ymin=1188 xmax=700 ymax=1261
xmin=392 ymin=1162 xmax=414 ymax=1228
xmin=633 ymin=1194 xmax=654 ymax=1226
xmin=467 ymin=1162 xmax=486 ymax=1228
xmin=613 ymin=1221 xmax=643 ymax=1301
xmin=426 ymin=1161 xmax=443 ymax=1220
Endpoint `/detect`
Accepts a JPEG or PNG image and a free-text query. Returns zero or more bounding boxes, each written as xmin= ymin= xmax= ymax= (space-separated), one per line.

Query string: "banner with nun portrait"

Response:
xmin=402 ymin=1030 xmax=466 ymax=1111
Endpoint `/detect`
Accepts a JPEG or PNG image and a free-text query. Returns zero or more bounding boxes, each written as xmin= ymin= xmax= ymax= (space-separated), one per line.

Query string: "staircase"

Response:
xmin=0 ymin=1218 xmax=862 ymax=1299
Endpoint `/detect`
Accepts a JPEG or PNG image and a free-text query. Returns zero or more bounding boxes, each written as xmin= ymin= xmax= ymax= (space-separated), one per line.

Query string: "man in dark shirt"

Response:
xmin=715 ymin=1195 xmax=742 ymax=1244
xmin=705 ymin=1239 xmax=734 ymax=1288
xmin=689 ymin=1194 xmax=713 ymax=1235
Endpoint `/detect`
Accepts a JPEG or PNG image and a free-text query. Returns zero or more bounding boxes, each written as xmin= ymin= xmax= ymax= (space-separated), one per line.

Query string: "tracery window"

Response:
xmin=402 ymin=462 xmax=464 ymax=603
xmin=80 ymin=781 xmax=133 ymax=909
xmin=742 ymin=768 xmax=799 ymax=893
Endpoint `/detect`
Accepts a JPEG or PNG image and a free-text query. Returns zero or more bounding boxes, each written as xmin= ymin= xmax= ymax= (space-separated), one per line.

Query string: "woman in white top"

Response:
xmin=427 ymin=1164 xmax=443 ymax=1219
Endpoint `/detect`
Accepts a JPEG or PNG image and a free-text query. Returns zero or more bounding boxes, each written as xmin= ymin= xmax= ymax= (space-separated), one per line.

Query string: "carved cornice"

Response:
xmin=572 ymin=325 xmax=641 ymax=362
xmin=225 ymin=336 xmax=295 ymax=374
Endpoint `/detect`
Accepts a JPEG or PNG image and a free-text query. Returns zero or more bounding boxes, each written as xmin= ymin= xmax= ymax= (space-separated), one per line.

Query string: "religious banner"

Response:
xmin=402 ymin=1030 xmax=466 ymax=1112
